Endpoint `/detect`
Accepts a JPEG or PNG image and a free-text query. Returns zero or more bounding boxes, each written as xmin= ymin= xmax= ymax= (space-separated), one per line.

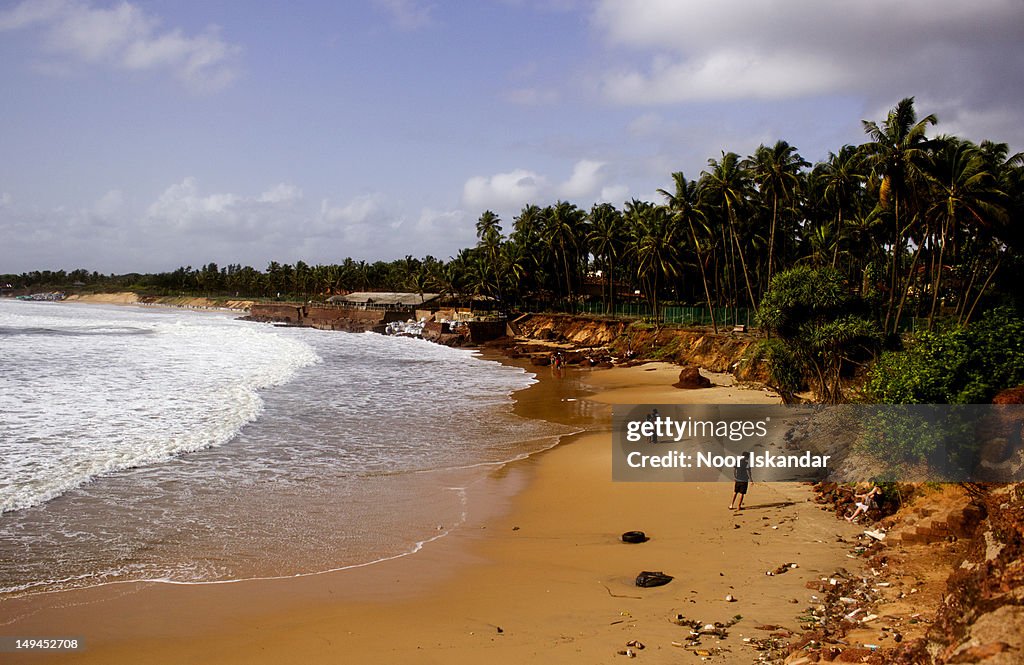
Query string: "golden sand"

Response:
xmin=2 ymin=362 xmax=870 ymax=664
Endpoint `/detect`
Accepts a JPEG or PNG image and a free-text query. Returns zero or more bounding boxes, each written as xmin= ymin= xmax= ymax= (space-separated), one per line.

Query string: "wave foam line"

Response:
xmin=0 ymin=485 xmax=470 ymax=603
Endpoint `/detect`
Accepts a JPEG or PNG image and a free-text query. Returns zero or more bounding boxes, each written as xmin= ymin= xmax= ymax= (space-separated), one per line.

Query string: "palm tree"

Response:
xmin=746 ymin=141 xmax=809 ymax=289
xmin=501 ymin=240 xmax=531 ymax=307
xmin=815 ymin=145 xmax=867 ymax=268
xmin=475 ymin=210 xmax=505 ymax=309
xmin=860 ymin=97 xmax=938 ymax=333
xmin=510 ymin=204 xmax=547 ymax=306
xmin=475 ymin=210 xmax=503 ymax=250
xmin=701 ymin=152 xmax=757 ymax=314
xmin=587 ymin=202 xmax=624 ymax=315
xmin=542 ymin=201 xmax=588 ymax=311
xmin=658 ymin=171 xmax=717 ymax=332
xmin=924 ymin=138 xmax=1008 ymax=327
xmin=625 ymin=200 xmax=681 ymax=322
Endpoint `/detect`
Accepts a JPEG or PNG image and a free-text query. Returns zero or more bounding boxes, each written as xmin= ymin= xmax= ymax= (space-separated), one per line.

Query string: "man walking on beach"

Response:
xmin=729 ymin=454 xmax=752 ymax=510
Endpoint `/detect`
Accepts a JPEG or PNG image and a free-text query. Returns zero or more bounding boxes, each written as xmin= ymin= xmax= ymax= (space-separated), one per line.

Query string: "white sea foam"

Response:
xmin=0 ymin=299 xmax=573 ymax=600
xmin=0 ymin=301 xmax=319 ymax=513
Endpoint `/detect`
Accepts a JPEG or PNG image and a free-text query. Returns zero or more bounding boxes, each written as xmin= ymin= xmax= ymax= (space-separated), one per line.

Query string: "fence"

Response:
xmin=572 ymin=301 xmax=754 ymax=327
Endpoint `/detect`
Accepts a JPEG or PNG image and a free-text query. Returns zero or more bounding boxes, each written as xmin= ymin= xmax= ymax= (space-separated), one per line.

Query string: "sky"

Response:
xmin=1 ymin=0 xmax=1023 ymax=274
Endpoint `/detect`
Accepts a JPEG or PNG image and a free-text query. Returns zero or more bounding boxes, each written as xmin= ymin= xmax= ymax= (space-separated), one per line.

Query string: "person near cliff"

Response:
xmin=846 ymin=483 xmax=881 ymax=522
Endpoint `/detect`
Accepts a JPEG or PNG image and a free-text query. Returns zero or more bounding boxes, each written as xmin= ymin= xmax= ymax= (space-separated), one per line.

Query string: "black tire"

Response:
xmin=635 ymin=570 xmax=673 ymax=587
xmin=621 ymin=530 xmax=648 ymax=543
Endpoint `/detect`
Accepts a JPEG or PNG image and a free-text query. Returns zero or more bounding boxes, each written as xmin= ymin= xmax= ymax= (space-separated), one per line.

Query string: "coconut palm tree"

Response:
xmin=658 ymin=171 xmax=718 ymax=331
xmin=475 ymin=210 xmax=506 ymax=308
xmin=747 ymin=141 xmax=809 ymax=289
xmin=501 ymin=240 xmax=531 ymax=307
xmin=860 ymin=97 xmax=938 ymax=333
xmin=475 ymin=210 xmax=503 ymax=249
xmin=624 ymin=199 xmax=681 ymax=322
xmin=814 ymin=145 xmax=867 ymax=269
xmin=701 ymin=152 xmax=757 ymax=314
xmin=587 ymin=202 xmax=625 ymax=315
xmin=542 ymin=201 xmax=588 ymax=311
xmin=923 ymin=138 xmax=1009 ymax=327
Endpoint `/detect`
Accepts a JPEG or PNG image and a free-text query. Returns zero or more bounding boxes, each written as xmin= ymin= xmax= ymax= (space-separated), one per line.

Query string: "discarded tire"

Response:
xmin=621 ymin=531 xmax=648 ymax=543
xmin=635 ymin=571 xmax=673 ymax=587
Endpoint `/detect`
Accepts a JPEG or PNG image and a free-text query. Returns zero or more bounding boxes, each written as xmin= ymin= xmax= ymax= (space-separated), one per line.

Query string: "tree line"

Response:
xmin=6 ymin=98 xmax=1023 ymax=334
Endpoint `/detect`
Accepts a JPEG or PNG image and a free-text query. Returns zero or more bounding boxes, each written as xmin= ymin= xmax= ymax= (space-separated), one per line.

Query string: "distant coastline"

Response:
xmin=62 ymin=291 xmax=254 ymax=312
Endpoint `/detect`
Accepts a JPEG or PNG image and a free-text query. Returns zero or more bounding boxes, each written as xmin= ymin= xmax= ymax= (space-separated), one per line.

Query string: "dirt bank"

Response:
xmin=510 ymin=313 xmax=768 ymax=381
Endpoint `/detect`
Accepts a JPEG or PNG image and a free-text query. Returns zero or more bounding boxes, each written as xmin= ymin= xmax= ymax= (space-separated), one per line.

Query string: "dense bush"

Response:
xmin=758 ymin=266 xmax=881 ymax=403
xmin=866 ymin=307 xmax=1024 ymax=404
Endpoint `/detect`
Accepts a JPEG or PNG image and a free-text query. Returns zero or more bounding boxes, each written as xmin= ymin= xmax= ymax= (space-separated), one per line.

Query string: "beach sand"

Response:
xmin=2 ymin=362 xmax=869 ymax=664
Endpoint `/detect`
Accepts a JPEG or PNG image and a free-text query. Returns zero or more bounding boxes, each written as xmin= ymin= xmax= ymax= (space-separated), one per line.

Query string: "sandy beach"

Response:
xmin=2 ymin=362 xmax=870 ymax=664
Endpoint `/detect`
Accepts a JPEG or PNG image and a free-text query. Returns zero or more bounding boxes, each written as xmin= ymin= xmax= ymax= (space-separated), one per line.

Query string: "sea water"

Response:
xmin=0 ymin=300 xmax=569 ymax=599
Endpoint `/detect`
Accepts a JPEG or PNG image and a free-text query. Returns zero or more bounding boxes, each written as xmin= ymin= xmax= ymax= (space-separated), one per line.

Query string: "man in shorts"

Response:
xmin=729 ymin=454 xmax=752 ymax=510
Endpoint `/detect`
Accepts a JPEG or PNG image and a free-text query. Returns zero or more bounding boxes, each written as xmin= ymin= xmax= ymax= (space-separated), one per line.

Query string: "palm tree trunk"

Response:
xmin=963 ymin=257 xmax=1000 ymax=326
xmin=608 ymin=256 xmax=616 ymax=317
xmin=766 ymin=195 xmax=778 ymax=293
xmin=927 ymin=219 xmax=949 ymax=330
xmin=884 ymin=194 xmax=902 ymax=334
xmin=729 ymin=210 xmax=757 ymax=311
xmin=831 ymin=210 xmax=842 ymax=268
xmin=893 ymin=227 xmax=927 ymax=334
xmin=688 ymin=219 xmax=718 ymax=333
xmin=561 ymin=246 xmax=574 ymax=313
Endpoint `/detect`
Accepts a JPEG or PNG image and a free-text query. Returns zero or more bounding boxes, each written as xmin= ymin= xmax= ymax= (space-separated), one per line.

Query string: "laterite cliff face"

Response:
xmin=512 ymin=314 xmax=767 ymax=381
xmin=246 ymin=303 xmax=387 ymax=331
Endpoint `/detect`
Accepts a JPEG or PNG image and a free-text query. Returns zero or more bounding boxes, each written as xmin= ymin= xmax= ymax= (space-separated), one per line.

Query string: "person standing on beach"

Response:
xmin=729 ymin=454 xmax=752 ymax=510
xmin=646 ymin=408 xmax=659 ymax=443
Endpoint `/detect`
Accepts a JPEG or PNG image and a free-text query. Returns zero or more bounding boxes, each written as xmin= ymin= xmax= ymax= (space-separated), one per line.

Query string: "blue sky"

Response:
xmin=2 ymin=0 xmax=1023 ymax=273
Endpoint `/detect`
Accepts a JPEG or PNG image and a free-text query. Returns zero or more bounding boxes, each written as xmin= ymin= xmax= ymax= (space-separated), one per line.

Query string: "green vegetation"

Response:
xmin=758 ymin=266 xmax=881 ymax=403
xmin=6 ymin=98 xmax=1024 ymax=398
xmin=866 ymin=307 xmax=1024 ymax=404
xmin=857 ymin=308 xmax=1024 ymax=473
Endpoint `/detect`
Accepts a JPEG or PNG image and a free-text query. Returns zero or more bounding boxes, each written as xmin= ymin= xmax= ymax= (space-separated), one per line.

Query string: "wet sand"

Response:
xmin=1 ymin=362 xmax=869 ymax=664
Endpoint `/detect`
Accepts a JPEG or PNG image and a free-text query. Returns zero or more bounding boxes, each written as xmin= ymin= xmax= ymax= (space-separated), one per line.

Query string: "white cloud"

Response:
xmin=0 ymin=181 xmax=480 ymax=273
xmin=558 ymin=160 xmax=607 ymax=199
xmin=0 ymin=0 xmax=240 ymax=91
xmin=0 ymin=0 xmax=65 ymax=30
xmin=259 ymin=183 xmax=303 ymax=204
xmin=463 ymin=159 xmax=629 ymax=214
xmin=604 ymin=51 xmax=849 ymax=103
xmin=919 ymin=100 xmax=1024 ymax=147
xmin=463 ymin=169 xmax=548 ymax=211
xmin=146 ymin=177 xmax=237 ymax=231
xmin=319 ymin=193 xmax=383 ymax=226
xmin=593 ymin=0 xmax=1024 ymax=109
xmin=405 ymin=208 xmax=475 ymax=257
xmin=598 ymin=184 xmax=629 ymax=205
xmin=44 ymin=1 xmax=153 ymax=62
xmin=414 ymin=208 xmax=467 ymax=235
xmin=92 ymin=189 xmax=124 ymax=218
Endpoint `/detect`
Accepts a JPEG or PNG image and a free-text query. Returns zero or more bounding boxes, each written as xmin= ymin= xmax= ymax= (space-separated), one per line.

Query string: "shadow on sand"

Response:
xmin=737 ymin=501 xmax=797 ymax=511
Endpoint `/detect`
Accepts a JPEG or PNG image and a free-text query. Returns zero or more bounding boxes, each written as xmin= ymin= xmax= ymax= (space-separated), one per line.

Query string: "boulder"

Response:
xmin=673 ymin=366 xmax=712 ymax=389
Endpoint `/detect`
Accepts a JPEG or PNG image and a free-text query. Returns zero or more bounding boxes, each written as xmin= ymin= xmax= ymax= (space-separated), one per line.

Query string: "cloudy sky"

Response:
xmin=2 ymin=0 xmax=1022 ymax=274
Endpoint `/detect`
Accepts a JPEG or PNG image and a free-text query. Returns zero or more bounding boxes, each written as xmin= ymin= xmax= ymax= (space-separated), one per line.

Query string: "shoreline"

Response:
xmin=0 ymin=312 xmax=579 ymax=606
xmin=0 ymin=355 xmax=881 ymax=664
xmin=60 ymin=292 xmax=255 ymax=311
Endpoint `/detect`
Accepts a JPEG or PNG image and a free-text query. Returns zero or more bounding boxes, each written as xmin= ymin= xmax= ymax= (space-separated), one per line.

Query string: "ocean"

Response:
xmin=0 ymin=300 xmax=572 ymax=600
